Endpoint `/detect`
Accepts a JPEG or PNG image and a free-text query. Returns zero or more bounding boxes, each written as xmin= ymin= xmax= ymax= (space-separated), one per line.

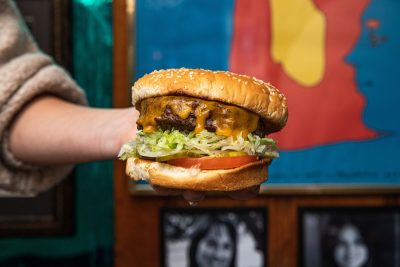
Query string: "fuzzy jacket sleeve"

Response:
xmin=0 ymin=0 xmax=87 ymax=196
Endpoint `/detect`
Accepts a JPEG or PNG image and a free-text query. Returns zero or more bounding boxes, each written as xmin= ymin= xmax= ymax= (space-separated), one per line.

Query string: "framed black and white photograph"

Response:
xmin=160 ymin=207 xmax=267 ymax=267
xmin=299 ymin=207 xmax=400 ymax=267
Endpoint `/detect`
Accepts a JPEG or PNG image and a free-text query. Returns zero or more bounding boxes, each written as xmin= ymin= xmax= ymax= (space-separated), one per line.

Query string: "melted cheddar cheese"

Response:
xmin=137 ymin=96 xmax=259 ymax=138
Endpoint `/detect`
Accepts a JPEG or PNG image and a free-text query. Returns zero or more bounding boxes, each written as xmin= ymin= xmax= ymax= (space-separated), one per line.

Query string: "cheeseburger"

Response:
xmin=118 ymin=68 xmax=288 ymax=191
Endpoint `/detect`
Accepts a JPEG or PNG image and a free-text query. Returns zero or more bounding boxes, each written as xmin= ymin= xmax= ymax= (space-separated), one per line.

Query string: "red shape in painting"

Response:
xmin=230 ymin=0 xmax=378 ymax=150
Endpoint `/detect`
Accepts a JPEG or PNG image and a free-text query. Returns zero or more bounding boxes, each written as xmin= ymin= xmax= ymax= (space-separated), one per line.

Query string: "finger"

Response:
xmin=182 ymin=190 xmax=205 ymax=203
xmin=152 ymin=185 xmax=182 ymax=196
xmin=227 ymin=185 xmax=260 ymax=200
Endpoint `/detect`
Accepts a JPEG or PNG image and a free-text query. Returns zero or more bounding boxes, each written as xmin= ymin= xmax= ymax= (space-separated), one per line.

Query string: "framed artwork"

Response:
xmin=160 ymin=207 xmax=267 ymax=267
xmin=299 ymin=207 xmax=400 ymax=267
xmin=124 ymin=0 xmax=400 ymax=194
xmin=0 ymin=0 xmax=74 ymax=236
xmin=16 ymin=0 xmax=72 ymax=69
xmin=0 ymin=178 xmax=73 ymax=236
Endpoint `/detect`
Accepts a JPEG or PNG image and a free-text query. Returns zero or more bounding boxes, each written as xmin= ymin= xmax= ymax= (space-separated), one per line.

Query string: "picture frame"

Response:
xmin=0 ymin=0 xmax=74 ymax=236
xmin=160 ymin=207 xmax=267 ymax=267
xmin=0 ymin=177 xmax=74 ymax=236
xmin=299 ymin=206 xmax=400 ymax=267
xmin=16 ymin=0 xmax=72 ymax=69
xmin=119 ymin=0 xmax=400 ymax=195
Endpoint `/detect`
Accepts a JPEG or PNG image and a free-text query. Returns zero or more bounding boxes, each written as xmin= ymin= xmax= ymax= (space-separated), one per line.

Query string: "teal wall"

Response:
xmin=0 ymin=0 xmax=114 ymax=266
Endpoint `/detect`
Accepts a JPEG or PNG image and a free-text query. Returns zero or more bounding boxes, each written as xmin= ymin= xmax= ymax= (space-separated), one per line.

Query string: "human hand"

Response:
xmin=152 ymin=184 xmax=260 ymax=205
xmin=8 ymin=97 xmax=140 ymax=165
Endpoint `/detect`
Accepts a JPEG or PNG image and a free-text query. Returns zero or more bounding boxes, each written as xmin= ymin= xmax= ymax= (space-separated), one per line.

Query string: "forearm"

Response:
xmin=8 ymin=96 xmax=138 ymax=165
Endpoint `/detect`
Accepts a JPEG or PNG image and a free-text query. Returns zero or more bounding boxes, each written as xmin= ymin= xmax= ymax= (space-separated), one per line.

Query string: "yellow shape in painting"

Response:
xmin=270 ymin=0 xmax=326 ymax=87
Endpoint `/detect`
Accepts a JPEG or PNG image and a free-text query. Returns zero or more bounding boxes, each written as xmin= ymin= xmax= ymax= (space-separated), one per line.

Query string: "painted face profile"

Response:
xmin=195 ymin=223 xmax=234 ymax=267
xmin=333 ymin=224 xmax=369 ymax=267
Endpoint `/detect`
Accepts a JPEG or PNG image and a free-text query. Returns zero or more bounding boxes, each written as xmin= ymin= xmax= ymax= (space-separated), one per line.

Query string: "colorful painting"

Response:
xmin=134 ymin=0 xmax=400 ymax=189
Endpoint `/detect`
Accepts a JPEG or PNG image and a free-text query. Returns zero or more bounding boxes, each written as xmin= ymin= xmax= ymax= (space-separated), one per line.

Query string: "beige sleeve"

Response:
xmin=0 ymin=0 xmax=87 ymax=196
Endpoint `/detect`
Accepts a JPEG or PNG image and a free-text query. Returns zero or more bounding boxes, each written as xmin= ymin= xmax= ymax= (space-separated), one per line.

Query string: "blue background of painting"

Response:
xmin=135 ymin=0 xmax=400 ymax=185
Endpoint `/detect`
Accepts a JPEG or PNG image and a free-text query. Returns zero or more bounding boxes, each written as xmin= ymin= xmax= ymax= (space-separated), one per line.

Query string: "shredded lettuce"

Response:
xmin=118 ymin=140 xmax=138 ymax=160
xmin=118 ymin=129 xmax=279 ymax=160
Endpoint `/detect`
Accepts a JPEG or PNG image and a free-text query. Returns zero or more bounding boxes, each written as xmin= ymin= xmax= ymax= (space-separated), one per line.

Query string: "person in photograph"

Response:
xmin=321 ymin=217 xmax=373 ymax=267
xmin=188 ymin=216 xmax=237 ymax=267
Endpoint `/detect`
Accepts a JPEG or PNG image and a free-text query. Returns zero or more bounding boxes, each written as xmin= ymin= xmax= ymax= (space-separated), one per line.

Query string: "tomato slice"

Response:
xmin=167 ymin=155 xmax=258 ymax=170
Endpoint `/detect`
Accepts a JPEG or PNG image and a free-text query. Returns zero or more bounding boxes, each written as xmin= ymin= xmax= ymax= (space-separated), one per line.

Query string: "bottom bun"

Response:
xmin=125 ymin=157 xmax=271 ymax=191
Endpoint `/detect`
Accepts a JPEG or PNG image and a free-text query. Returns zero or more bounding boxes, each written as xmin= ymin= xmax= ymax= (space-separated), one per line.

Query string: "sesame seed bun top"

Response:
xmin=132 ymin=68 xmax=288 ymax=132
